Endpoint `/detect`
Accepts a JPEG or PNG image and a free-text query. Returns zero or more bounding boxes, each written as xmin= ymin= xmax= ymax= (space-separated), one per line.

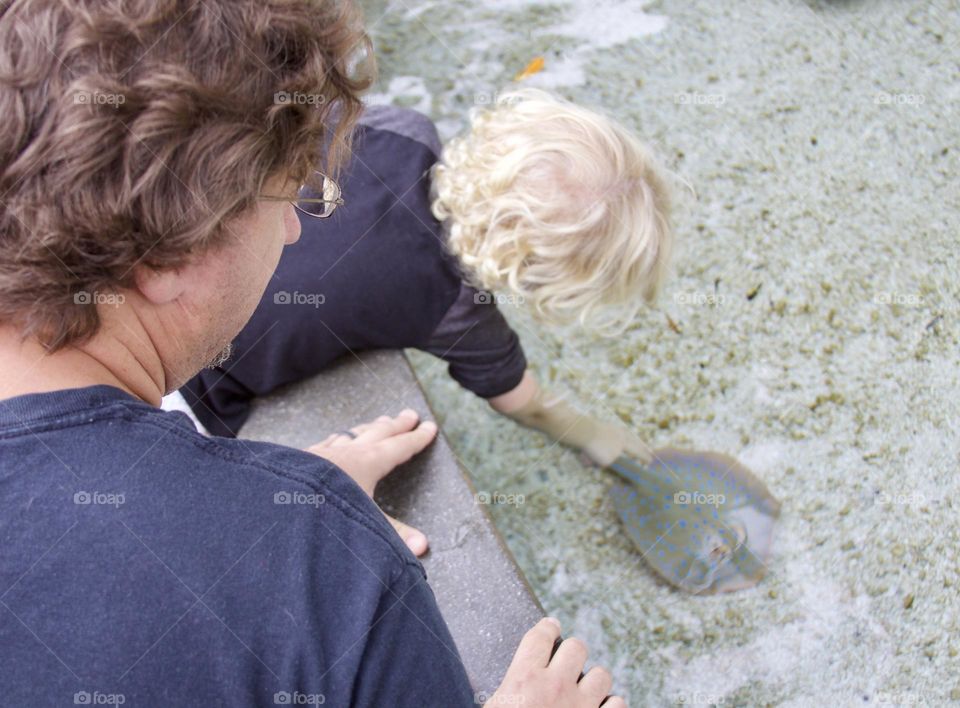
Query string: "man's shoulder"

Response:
xmin=0 ymin=389 xmax=436 ymax=700
xmin=151 ymin=408 xmax=420 ymax=565
xmin=358 ymin=103 xmax=442 ymax=158
xmin=34 ymin=396 xmax=421 ymax=574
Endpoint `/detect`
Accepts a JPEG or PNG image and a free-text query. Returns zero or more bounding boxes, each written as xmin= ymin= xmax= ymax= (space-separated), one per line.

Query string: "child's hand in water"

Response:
xmin=306 ymin=408 xmax=434 ymax=557
xmin=490 ymin=370 xmax=652 ymax=468
xmin=579 ymin=418 xmax=653 ymax=468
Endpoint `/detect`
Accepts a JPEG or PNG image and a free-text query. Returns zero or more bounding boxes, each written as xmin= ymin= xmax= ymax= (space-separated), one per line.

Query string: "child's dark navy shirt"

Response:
xmin=181 ymin=105 xmax=528 ymax=437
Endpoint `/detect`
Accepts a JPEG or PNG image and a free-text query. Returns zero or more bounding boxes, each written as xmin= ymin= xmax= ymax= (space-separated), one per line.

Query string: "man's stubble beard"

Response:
xmin=205 ymin=341 xmax=233 ymax=369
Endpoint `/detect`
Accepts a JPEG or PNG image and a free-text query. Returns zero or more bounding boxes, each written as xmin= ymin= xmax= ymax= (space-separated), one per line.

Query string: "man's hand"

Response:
xmin=489 ymin=617 xmax=627 ymax=708
xmin=306 ymin=409 xmax=436 ymax=556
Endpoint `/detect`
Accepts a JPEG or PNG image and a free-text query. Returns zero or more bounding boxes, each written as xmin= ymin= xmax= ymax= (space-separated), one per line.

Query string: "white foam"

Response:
xmin=548 ymin=1 xmax=668 ymax=48
xmin=516 ymin=1 xmax=666 ymax=91
xmin=515 ymin=54 xmax=588 ymax=89
xmin=365 ymin=75 xmax=433 ymax=115
xmin=662 ymin=560 xmax=892 ymax=701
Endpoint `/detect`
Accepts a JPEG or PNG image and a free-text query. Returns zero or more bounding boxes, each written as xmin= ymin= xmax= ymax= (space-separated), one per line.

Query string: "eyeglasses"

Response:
xmin=261 ymin=170 xmax=344 ymax=219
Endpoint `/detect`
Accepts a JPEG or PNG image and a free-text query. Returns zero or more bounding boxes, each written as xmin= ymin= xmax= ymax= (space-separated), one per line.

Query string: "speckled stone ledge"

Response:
xmin=240 ymin=349 xmax=544 ymax=697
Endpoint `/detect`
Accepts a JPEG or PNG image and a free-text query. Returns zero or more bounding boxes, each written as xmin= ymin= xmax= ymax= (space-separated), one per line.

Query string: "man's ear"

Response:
xmin=132 ymin=264 xmax=189 ymax=305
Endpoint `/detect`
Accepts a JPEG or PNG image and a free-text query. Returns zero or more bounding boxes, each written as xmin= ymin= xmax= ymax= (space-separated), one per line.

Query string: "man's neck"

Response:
xmin=0 ymin=309 xmax=167 ymax=407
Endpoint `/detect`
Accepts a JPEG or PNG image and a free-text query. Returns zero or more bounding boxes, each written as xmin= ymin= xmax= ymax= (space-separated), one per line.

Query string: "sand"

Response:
xmin=362 ymin=0 xmax=959 ymax=704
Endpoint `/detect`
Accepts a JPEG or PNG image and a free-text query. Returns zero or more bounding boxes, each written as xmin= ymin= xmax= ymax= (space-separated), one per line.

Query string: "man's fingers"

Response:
xmin=307 ymin=411 xmax=438 ymax=491
xmin=347 ymin=414 xmax=394 ymax=438
xmin=372 ymin=420 xmax=438 ymax=469
xmin=510 ymin=617 xmax=562 ymax=670
xmin=384 ymin=512 xmax=429 ymax=557
xmin=578 ymin=666 xmax=613 ymax=701
xmin=601 ymin=697 xmax=627 ymax=708
xmin=353 ymin=408 xmax=420 ymax=443
xmin=549 ymin=637 xmax=588 ymax=681
xmin=317 ymin=433 xmax=339 ymax=446
xmin=324 ymin=409 xmax=423 ymax=448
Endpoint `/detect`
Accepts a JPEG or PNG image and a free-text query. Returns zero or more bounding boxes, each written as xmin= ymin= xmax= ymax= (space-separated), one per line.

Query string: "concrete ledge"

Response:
xmin=239 ymin=349 xmax=543 ymax=696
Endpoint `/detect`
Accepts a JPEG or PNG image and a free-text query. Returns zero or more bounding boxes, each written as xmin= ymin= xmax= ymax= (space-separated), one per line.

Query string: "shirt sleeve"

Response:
xmin=349 ymin=564 xmax=476 ymax=708
xmin=419 ymin=283 xmax=528 ymax=399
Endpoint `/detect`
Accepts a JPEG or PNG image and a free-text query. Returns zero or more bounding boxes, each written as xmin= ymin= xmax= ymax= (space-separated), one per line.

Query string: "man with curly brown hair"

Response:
xmin=0 ymin=1 xmax=624 ymax=707
xmin=0 ymin=0 xmax=475 ymax=704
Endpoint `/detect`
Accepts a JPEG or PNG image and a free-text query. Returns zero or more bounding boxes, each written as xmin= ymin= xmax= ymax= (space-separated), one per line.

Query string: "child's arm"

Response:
xmin=488 ymin=370 xmax=652 ymax=467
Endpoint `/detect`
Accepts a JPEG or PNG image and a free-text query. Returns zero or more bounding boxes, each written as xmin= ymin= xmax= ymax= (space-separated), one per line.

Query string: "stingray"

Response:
xmin=607 ymin=448 xmax=781 ymax=594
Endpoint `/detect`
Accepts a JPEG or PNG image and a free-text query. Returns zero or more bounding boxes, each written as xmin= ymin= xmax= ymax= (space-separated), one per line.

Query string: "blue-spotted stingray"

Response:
xmin=608 ymin=448 xmax=781 ymax=594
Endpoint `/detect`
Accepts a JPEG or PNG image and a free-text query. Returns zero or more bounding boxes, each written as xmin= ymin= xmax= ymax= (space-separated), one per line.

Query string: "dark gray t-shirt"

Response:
xmin=0 ymin=385 xmax=474 ymax=706
xmin=182 ymin=105 xmax=527 ymax=437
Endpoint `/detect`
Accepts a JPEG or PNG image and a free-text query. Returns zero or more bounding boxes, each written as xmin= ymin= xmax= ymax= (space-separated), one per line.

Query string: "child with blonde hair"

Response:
xmin=182 ymin=89 xmax=674 ymax=553
xmin=431 ymin=89 xmax=672 ymax=467
xmin=434 ymin=89 xmax=671 ymax=330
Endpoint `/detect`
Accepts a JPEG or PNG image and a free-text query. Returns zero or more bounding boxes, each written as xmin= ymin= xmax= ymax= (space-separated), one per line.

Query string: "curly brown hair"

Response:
xmin=0 ymin=0 xmax=373 ymax=350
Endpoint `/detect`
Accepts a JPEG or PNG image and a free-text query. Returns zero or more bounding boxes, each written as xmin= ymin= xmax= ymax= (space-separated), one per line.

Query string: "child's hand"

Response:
xmin=579 ymin=419 xmax=652 ymax=468
xmin=306 ymin=409 xmax=434 ymax=556
xmin=491 ymin=371 xmax=652 ymax=468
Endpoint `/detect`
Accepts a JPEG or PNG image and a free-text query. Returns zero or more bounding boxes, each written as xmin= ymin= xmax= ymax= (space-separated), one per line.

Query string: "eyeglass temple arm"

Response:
xmin=260 ymin=195 xmax=342 ymax=204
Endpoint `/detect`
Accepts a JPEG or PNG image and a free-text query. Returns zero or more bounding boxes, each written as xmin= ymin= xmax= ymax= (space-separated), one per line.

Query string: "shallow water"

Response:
xmin=361 ymin=0 xmax=960 ymax=704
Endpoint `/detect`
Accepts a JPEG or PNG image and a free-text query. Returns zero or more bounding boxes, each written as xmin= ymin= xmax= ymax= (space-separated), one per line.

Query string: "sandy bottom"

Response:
xmin=362 ymin=0 xmax=958 ymax=703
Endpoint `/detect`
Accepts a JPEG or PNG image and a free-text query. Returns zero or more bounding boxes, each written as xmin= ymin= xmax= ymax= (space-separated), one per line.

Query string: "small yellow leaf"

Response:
xmin=514 ymin=56 xmax=545 ymax=81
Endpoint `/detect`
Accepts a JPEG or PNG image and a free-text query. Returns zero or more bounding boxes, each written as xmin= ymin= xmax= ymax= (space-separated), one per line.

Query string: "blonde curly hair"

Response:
xmin=431 ymin=89 xmax=672 ymax=331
